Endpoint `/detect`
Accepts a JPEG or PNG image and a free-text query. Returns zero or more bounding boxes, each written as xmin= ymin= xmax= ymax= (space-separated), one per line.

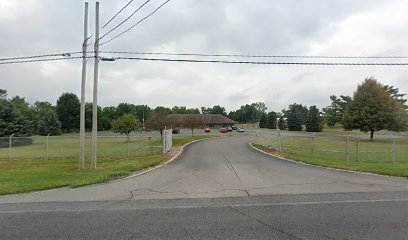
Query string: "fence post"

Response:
xmin=355 ymin=140 xmax=359 ymax=162
xmin=8 ymin=134 xmax=14 ymax=160
xmin=127 ymin=136 xmax=130 ymax=159
xmin=46 ymin=133 xmax=51 ymax=160
xmin=311 ymin=132 xmax=315 ymax=156
xmin=392 ymin=138 xmax=396 ymax=165
xmin=278 ymin=132 xmax=283 ymax=152
xmin=346 ymin=136 xmax=350 ymax=163
xmin=162 ymin=130 xmax=166 ymax=154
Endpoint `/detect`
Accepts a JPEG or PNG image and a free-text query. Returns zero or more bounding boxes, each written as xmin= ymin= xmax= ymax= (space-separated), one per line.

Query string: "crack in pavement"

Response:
xmin=229 ymin=206 xmax=305 ymax=240
xmin=106 ymin=179 xmax=395 ymax=201
xmin=129 ymin=188 xmax=189 ymax=199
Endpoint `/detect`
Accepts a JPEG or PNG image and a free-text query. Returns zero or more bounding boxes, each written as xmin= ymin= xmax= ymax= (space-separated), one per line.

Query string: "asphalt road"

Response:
xmin=1 ymin=136 xmax=408 ymax=239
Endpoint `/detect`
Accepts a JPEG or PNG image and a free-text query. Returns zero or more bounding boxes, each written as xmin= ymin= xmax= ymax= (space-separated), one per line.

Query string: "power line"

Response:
xmin=100 ymin=0 xmax=171 ymax=46
xmin=112 ymin=56 xmax=408 ymax=65
xmin=100 ymin=51 xmax=408 ymax=59
xmin=103 ymin=0 xmax=135 ymax=28
xmin=100 ymin=0 xmax=151 ymax=40
xmin=0 ymin=56 xmax=87 ymax=65
xmin=0 ymin=52 xmax=82 ymax=61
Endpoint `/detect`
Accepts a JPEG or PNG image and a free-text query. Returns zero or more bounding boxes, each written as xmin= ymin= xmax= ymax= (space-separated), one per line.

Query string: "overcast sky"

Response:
xmin=1 ymin=0 xmax=408 ymax=112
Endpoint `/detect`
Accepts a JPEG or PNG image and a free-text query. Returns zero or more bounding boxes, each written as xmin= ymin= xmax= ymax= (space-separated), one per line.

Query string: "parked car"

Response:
xmin=172 ymin=129 xmax=180 ymax=134
xmin=220 ymin=127 xmax=228 ymax=133
xmin=205 ymin=128 xmax=211 ymax=133
xmin=237 ymin=128 xmax=245 ymax=132
xmin=227 ymin=126 xmax=233 ymax=132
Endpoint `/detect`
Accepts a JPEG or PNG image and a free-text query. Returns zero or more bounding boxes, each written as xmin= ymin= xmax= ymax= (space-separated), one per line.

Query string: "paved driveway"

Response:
xmin=1 ymin=136 xmax=407 ymax=203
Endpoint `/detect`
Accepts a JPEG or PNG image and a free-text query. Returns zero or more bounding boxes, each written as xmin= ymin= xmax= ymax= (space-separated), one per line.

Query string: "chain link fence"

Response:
xmin=0 ymin=135 xmax=163 ymax=160
xmin=254 ymin=130 xmax=408 ymax=165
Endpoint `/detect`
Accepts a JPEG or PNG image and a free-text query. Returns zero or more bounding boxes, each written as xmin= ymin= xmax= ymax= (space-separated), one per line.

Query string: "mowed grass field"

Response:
xmin=253 ymin=136 xmax=408 ymax=177
xmin=0 ymin=135 xmax=216 ymax=195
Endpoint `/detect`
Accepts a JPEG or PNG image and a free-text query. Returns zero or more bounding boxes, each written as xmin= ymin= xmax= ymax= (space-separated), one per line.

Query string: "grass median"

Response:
xmin=0 ymin=135 xmax=217 ymax=196
xmin=252 ymin=137 xmax=408 ymax=178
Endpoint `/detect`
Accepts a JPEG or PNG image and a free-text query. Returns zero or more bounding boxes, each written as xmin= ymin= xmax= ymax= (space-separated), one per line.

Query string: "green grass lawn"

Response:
xmin=252 ymin=136 xmax=408 ymax=178
xmin=0 ymin=135 xmax=163 ymax=160
xmin=0 ymin=135 xmax=215 ymax=195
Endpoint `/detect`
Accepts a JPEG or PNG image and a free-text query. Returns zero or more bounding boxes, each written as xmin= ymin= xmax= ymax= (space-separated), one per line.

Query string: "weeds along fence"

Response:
xmin=0 ymin=135 xmax=163 ymax=160
xmin=254 ymin=131 xmax=408 ymax=165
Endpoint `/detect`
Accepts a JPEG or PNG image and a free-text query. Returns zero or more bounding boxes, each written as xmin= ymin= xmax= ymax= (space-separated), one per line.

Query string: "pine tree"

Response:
xmin=305 ymin=106 xmax=323 ymax=132
xmin=37 ymin=111 xmax=62 ymax=136
xmin=259 ymin=113 xmax=267 ymax=128
xmin=277 ymin=116 xmax=286 ymax=130
xmin=267 ymin=111 xmax=278 ymax=129
xmin=286 ymin=112 xmax=302 ymax=131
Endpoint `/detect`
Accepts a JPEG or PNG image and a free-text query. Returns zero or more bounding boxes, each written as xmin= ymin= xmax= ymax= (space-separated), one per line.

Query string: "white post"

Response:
xmin=278 ymin=131 xmax=282 ymax=152
xmin=79 ymin=2 xmax=88 ymax=169
xmin=8 ymin=134 xmax=14 ymax=160
xmin=91 ymin=1 xmax=99 ymax=170
xmin=46 ymin=133 xmax=51 ymax=160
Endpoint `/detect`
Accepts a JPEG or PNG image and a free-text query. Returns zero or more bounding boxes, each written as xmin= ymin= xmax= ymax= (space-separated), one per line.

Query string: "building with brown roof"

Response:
xmin=168 ymin=114 xmax=237 ymax=128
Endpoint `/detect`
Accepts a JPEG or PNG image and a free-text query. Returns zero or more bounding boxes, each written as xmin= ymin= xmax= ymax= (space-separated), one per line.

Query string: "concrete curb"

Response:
xmin=249 ymin=142 xmax=408 ymax=180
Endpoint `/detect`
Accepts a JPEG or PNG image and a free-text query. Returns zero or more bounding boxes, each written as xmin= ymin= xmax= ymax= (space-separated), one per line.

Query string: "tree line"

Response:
xmin=0 ymin=77 xmax=407 ymax=139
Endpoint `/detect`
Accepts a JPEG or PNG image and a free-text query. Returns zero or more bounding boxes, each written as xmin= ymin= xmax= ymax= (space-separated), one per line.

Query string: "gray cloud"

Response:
xmin=0 ymin=0 xmax=407 ymax=112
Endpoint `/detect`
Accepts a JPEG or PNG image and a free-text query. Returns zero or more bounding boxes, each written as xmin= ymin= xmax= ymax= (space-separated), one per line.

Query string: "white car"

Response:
xmin=237 ymin=128 xmax=245 ymax=132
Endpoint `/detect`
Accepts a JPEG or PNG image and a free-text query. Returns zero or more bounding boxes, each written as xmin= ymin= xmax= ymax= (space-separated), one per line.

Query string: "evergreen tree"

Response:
xmin=259 ymin=113 xmax=268 ymax=128
xmin=267 ymin=111 xmax=278 ymax=129
xmin=0 ymin=99 xmax=32 ymax=137
xmin=305 ymin=106 xmax=324 ymax=132
xmin=286 ymin=112 xmax=302 ymax=131
xmin=37 ymin=111 xmax=62 ymax=136
xmin=277 ymin=116 xmax=286 ymax=130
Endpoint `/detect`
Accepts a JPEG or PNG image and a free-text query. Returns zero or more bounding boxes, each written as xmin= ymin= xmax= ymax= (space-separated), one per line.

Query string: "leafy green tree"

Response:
xmin=0 ymin=99 xmax=32 ymax=137
xmin=384 ymin=85 xmax=408 ymax=110
xmin=267 ymin=111 xmax=278 ymax=129
xmin=154 ymin=106 xmax=172 ymax=114
xmin=228 ymin=104 xmax=259 ymax=123
xmin=10 ymin=96 xmax=36 ymax=127
xmin=172 ymin=106 xmax=199 ymax=114
xmin=111 ymin=114 xmax=142 ymax=136
xmin=344 ymin=78 xmax=408 ymax=139
xmin=85 ymin=103 xmax=104 ymax=131
xmin=56 ymin=93 xmax=80 ymax=133
xmin=259 ymin=113 xmax=268 ymax=128
xmin=322 ymin=95 xmax=351 ymax=127
xmin=282 ymin=103 xmax=308 ymax=125
xmin=0 ymin=89 xmax=7 ymax=99
xmin=116 ymin=103 xmax=134 ymax=117
xmin=202 ymin=105 xmax=228 ymax=116
xmin=37 ymin=111 xmax=62 ymax=136
xmin=277 ymin=116 xmax=286 ymax=130
xmin=305 ymin=106 xmax=324 ymax=132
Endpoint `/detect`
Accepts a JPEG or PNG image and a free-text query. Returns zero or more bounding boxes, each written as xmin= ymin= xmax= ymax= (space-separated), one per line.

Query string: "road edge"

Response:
xmin=249 ymin=142 xmax=408 ymax=180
